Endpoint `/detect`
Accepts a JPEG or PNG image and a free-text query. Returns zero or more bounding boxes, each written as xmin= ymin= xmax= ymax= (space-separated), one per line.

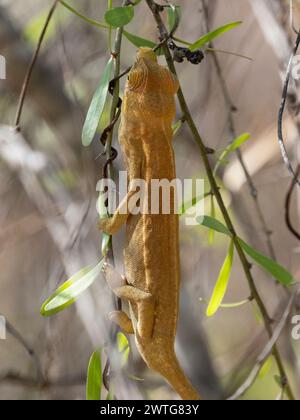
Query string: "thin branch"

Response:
xmin=99 ymin=0 xmax=129 ymax=396
xmin=145 ymin=0 xmax=295 ymax=400
xmin=228 ymin=289 xmax=299 ymax=400
xmin=201 ymin=0 xmax=277 ymax=261
xmin=285 ymin=165 xmax=300 ymax=240
xmin=278 ymin=30 xmax=300 ymax=187
xmin=14 ymin=0 xmax=59 ymax=128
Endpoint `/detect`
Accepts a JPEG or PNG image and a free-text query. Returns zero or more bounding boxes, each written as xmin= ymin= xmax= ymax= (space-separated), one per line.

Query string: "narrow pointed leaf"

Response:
xmin=82 ymin=57 xmax=113 ymax=147
xmin=200 ymin=297 xmax=250 ymax=309
xmin=207 ymin=240 xmax=234 ymax=317
xmin=105 ymin=6 xmax=134 ymax=28
xmin=86 ymin=351 xmax=102 ymax=400
xmin=189 ymin=21 xmax=242 ymax=51
xmin=238 ymin=238 xmax=293 ymax=286
xmin=117 ymin=332 xmax=129 ymax=352
xmin=196 ymin=215 xmax=231 ymax=237
xmin=259 ymin=357 xmax=273 ymax=379
xmin=214 ymin=133 xmax=250 ymax=173
xmin=167 ymin=5 xmax=181 ymax=33
xmin=124 ymin=30 xmax=155 ymax=49
xmin=41 ymin=260 xmax=104 ymax=316
xmin=214 ymin=133 xmax=250 ymax=174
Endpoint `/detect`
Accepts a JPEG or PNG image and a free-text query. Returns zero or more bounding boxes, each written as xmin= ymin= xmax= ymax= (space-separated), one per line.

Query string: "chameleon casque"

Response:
xmin=99 ymin=47 xmax=201 ymax=400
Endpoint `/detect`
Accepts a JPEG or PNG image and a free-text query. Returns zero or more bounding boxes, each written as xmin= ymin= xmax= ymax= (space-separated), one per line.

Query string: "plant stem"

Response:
xmin=14 ymin=0 xmax=59 ymax=128
xmin=60 ymin=1 xmax=109 ymax=30
xmin=201 ymin=0 xmax=277 ymax=262
xmin=145 ymin=0 xmax=295 ymax=400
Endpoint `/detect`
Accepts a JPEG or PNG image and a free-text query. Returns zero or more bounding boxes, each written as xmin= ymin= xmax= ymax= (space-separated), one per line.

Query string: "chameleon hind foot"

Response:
xmin=108 ymin=310 xmax=134 ymax=334
xmin=113 ymin=285 xmax=155 ymax=339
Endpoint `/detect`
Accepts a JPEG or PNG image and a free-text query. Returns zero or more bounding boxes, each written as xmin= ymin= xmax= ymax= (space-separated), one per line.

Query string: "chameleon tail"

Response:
xmin=151 ymin=350 xmax=201 ymax=400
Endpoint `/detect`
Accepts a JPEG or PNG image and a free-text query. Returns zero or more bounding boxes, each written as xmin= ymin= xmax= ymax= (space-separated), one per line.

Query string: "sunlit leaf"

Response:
xmin=189 ymin=21 xmax=242 ymax=51
xmin=117 ymin=332 xmax=130 ymax=367
xmin=214 ymin=133 xmax=250 ymax=175
xmin=117 ymin=332 xmax=129 ymax=352
xmin=196 ymin=215 xmax=231 ymax=237
xmin=41 ymin=260 xmax=104 ymax=316
xmin=238 ymin=239 xmax=293 ymax=286
xmin=200 ymin=297 xmax=250 ymax=309
xmin=86 ymin=351 xmax=102 ymax=401
xmin=82 ymin=57 xmax=113 ymax=147
xmin=259 ymin=357 xmax=273 ymax=379
xmin=105 ymin=6 xmax=134 ymax=28
xmin=207 ymin=240 xmax=234 ymax=317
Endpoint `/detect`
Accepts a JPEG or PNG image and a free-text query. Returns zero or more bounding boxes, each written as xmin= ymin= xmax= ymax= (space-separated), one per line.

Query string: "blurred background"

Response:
xmin=0 ymin=0 xmax=300 ymax=400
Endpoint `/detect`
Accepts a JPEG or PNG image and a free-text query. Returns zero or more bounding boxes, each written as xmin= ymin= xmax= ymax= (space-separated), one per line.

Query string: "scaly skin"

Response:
xmin=99 ymin=48 xmax=201 ymax=400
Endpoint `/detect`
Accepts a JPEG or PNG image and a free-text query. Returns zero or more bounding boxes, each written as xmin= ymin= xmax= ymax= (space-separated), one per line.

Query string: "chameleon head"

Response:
xmin=136 ymin=47 xmax=158 ymax=63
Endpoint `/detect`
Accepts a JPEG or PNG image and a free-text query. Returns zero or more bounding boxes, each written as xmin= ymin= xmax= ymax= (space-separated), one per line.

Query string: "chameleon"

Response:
xmin=99 ymin=47 xmax=201 ymax=400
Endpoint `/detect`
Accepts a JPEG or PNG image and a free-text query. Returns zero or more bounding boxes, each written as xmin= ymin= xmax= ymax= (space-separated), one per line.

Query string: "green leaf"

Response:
xmin=105 ymin=6 xmax=134 ymax=28
xmin=207 ymin=240 xmax=234 ymax=317
xmin=172 ymin=119 xmax=183 ymax=135
xmin=196 ymin=215 xmax=231 ymax=237
xmin=214 ymin=133 xmax=250 ymax=175
xmin=124 ymin=30 xmax=155 ymax=48
xmin=259 ymin=357 xmax=273 ymax=379
xmin=189 ymin=21 xmax=242 ymax=51
xmin=123 ymin=31 xmax=163 ymax=55
xmin=102 ymin=233 xmax=111 ymax=257
xmin=86 ymin=351 xmax=102 ymax=401
xmin=200 ymin=297 xmax=250 ymax=309
xmin=82 ymin=57 xmax=113 ymax=147
xmin=117 ymin=332 xmax=130 ymax=367
xmin=179 ymin=192 xmax=210 ymax=216
xmin=41 ymin=260 xmax=104 ymax=316
xmin=167 ymin=5 xmax=181 ymax=32
xmin=117 ymin=332 xmax=129 ymax=352
xmin=238 ymin=238 xmax=293 ymax=286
